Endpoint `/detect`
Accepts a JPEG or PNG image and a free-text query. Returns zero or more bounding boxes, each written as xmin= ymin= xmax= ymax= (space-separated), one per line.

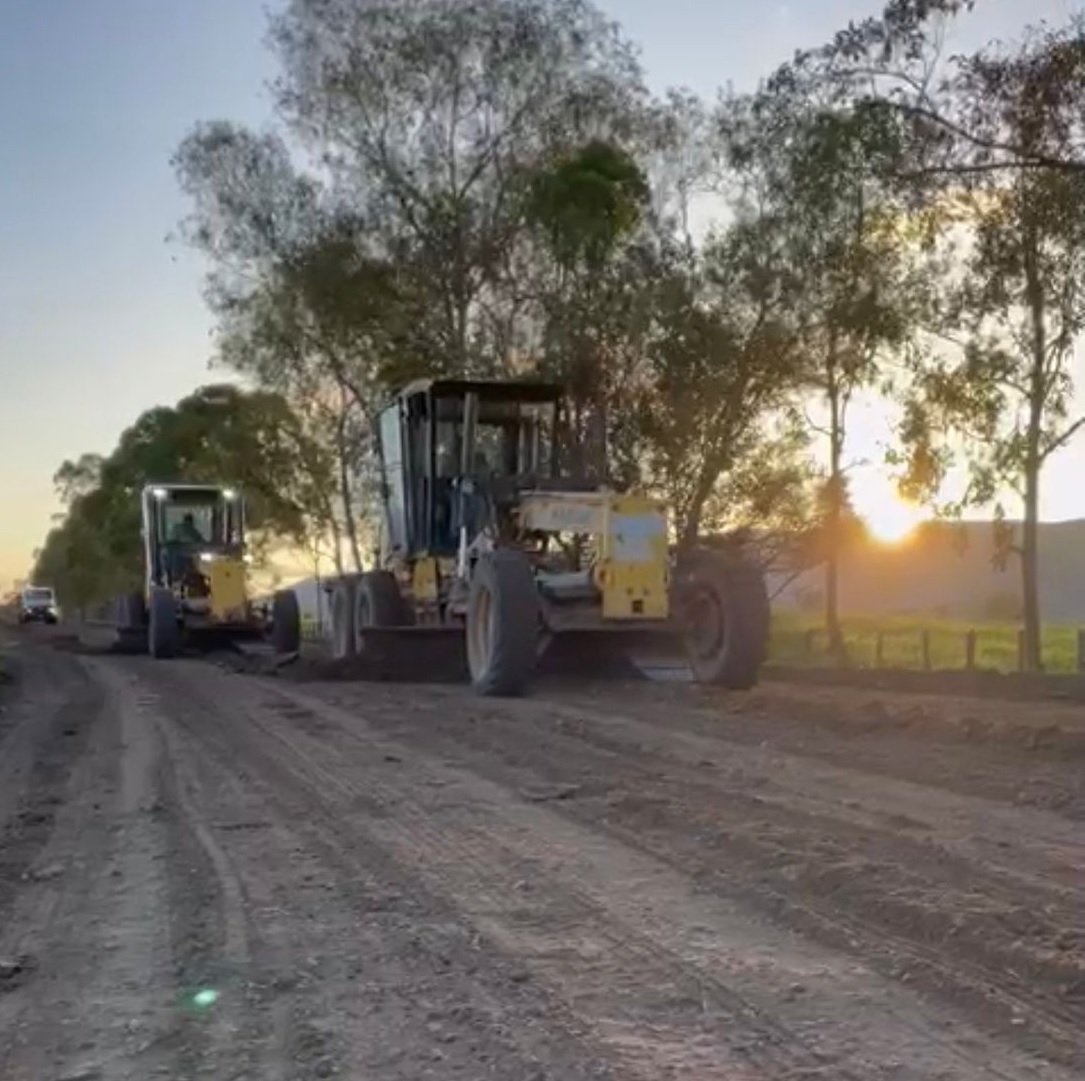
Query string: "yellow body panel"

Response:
xmin=596 ymin=494 xmax=670 ymax=621
xmin=207 ymin=557 xmax=249 ymax=622
xmin=519 ymin=490 xmax=671 ymax=622
xmin=412 ymin=556 xmax=440 ymax=603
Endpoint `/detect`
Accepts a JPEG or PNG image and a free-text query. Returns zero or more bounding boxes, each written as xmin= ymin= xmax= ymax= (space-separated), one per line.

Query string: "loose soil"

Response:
xmin=1 ymin=626 xmax=1082 ymax=1078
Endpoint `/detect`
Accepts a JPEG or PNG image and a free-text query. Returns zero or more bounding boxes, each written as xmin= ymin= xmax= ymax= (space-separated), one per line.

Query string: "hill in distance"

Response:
xmin=777 ymin=518 xmax=1085 ymax=623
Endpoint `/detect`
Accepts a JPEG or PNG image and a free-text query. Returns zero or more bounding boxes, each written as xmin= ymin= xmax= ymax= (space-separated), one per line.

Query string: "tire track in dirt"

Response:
xmin=94 ymin=664 xmax=265 ymax=1081
xmin=127 ymin=657 xmax=620 ymax=1081
xmin=162 ymin=661 xmax=1075 ymax=1081
xmin=0 ymin=648 xmax=180 ymax=1081
xmin=3 ymin=645 xmax=280 ymax=1080
xmin=0 ymin=645 xmax=102 ymax=918
xmin=296 ymin=678 xmax=1085 ymax=1072
xmin=203 ymin=687 xmax=861 ymax=1079
xmin=110 ymin=660 xmax=369 ymax=1081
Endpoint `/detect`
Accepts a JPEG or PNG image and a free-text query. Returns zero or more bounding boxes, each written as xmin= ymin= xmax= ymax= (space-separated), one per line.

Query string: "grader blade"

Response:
xmin=536 ymin=628 xmax=694 ymax=684
xmin=347 ymin=625 xmax=468 ymax=684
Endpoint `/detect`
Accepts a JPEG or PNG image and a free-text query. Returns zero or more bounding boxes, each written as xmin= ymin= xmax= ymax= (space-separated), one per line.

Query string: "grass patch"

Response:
xmin=770 ymin=612 xmax=1082 ymax=673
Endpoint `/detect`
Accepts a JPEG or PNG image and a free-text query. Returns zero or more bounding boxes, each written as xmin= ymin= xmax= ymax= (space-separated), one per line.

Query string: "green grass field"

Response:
xmin=770 ymin=613 xmax=1083 ymax=673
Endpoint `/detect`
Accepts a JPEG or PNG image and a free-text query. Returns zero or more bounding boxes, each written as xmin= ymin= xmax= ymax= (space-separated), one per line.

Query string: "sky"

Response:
xmin=1 ymin=0 xmax=1080 ymax=590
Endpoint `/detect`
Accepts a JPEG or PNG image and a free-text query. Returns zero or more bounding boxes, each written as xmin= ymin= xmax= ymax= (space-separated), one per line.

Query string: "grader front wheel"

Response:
xmin=466 ymin=550 xmax=540 ymax=697
xmin=114 ymin=592 xmax=148 ymax=655
xmin=270 ymin=588 xmax=301 ymax=654
xmin=682 ymin=553 xmax=770 ymax=690
xmin=149 ymin=586 xmax=180 ymax=659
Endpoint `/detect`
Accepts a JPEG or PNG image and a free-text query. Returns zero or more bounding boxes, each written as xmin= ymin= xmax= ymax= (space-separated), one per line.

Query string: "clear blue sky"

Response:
xmin=0 ymin=0 xmax=1077 ymax=589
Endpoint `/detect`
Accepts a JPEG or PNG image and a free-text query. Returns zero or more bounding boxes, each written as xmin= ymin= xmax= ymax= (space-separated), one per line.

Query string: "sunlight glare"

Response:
xmin=862 ymin=493 xmax=925 ymax=544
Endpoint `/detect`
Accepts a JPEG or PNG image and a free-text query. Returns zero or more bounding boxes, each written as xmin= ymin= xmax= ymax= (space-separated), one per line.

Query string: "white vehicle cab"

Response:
xmin=19 ymin=585 xmax=59 ymax=625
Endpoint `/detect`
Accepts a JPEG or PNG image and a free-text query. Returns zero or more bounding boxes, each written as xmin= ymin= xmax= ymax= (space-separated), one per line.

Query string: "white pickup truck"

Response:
xmin=19 ymin=585 xmax=59 ymax=625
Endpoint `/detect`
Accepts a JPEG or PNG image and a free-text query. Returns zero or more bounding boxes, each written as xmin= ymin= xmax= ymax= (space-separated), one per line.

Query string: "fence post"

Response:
xmin=1017 ymin=629 xmax=1026 ymax=672
xmin=921 ymin=629 xmax=931 ymax=671
xmin=964 ymin=629 xmax=976 ymax=670
xmin=875 ymin=631 xmax=884 ymax=668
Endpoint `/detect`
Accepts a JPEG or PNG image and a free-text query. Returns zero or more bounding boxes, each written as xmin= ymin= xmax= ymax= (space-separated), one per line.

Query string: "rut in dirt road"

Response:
xmin=139 ymin=657 xmax=1082 ymax=1080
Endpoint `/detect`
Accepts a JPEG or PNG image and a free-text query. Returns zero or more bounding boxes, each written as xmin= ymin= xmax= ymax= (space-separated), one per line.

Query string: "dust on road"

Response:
xmin=1 ymin=631 xmax=1082 ymax=1079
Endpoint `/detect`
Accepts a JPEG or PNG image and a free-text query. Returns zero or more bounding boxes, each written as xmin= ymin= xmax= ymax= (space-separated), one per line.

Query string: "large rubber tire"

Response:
xmin=115 ymin=592 xmax=147 ymax=654
xmin=148 ymin=586 xmax=180 ymax=659
xmin=270 ymin=588 xmax=301 ymax=654
xmin=466 ymin=550 xmax=540 ymax=697
xmin=353 ymin=571 xmax=409 ymax=654
xmin=329 ymin=577 xmax=358 ymax=661
xmin=681 ymin=552 xmax=770 ymax=689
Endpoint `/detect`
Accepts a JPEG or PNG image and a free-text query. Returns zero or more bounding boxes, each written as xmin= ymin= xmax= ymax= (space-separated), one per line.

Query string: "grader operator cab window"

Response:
xmin=375 ymin=380 xmax=562 ymax=558
xmin=434 ymin=415 xmax=535 ymax=478
xmin=163 ymin=505 xmax=211 ymax=544
xmin=143 ymin=486 xmax=245 ymax=587
xmin=150 ymin=490 xmax=241 ymax=549
xmin=431 ymin=397 xmax=554 ymax=479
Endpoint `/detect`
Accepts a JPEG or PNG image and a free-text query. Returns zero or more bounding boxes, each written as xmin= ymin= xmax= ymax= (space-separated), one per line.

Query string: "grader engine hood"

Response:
xmin=518 ymin=491 xmax=671 ymax=620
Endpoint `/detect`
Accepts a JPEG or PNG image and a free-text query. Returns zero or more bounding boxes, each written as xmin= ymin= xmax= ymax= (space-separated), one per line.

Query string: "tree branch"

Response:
xmin=1041 ymin=413 xmax=1085 ymax=461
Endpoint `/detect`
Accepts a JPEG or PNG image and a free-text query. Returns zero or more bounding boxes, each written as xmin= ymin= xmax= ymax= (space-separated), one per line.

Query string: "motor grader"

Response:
xmin=326 ymin=378 xmax=770 ymax=697
xmin=113 ymin=483 xmax=301 ymax=658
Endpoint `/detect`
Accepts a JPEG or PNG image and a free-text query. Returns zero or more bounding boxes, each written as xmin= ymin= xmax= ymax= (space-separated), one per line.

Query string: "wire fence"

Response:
xmin=770 ymin=619 xmax=1085 ymax=674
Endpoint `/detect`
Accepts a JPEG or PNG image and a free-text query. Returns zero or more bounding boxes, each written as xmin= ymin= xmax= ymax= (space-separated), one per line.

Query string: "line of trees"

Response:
xmin=31 ymin=0 xmax=1085 ymax=669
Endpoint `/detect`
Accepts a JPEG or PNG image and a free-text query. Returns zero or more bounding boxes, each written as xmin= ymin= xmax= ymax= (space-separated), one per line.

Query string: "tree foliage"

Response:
xmin=722 ymin=82 xmax=924 ymax=651
xmin=896 ymin=151 xmax=1085 ymax=667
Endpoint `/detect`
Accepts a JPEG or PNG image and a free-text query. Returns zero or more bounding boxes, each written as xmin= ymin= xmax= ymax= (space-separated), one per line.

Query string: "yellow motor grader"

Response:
xmin=113 ymin=483 xmax=301 ymax=658
xmin=326 ymin=379 xmax=770 ymax=697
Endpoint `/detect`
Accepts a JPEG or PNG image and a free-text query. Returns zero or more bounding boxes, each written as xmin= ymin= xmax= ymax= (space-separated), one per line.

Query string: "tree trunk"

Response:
xmin=338 ymin=459 xmax=363 ymax=573
xmin=679 ymin=465 xmax=722 ymax=557
xmin=1021 ymin=218 xmax=1046 ymax=672
xmin=824 ymin=361 xmax=847 ymax=661
xmin=1020 ymin=461 xmax=1042 ymax=671
xmin=334 ymin=385 xmax=364 ymax=574
xmin=328 ymin=513 xmax=345 ymax=577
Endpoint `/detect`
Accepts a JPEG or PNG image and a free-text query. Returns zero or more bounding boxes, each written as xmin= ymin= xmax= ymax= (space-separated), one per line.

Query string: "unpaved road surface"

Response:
xmin=1 ymin=631 xmax=1083 ymax=1079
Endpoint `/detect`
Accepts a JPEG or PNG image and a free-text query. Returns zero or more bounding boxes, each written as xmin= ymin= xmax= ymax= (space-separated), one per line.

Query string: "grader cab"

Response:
xmin=328 ymin=379 xmax=770 ymax=696
xmin=113 ymin=483 xmax=300 ymax=658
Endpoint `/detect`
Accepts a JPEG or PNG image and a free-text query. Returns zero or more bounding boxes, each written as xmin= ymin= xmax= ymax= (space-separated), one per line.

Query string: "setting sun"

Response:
xmin=851 ymin=475 xmax=926 ymax=545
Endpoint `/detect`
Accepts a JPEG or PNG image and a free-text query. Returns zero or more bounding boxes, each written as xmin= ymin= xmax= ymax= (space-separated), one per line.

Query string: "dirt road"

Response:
xmin=1 ymin=634 xmax=1082 ymax=1079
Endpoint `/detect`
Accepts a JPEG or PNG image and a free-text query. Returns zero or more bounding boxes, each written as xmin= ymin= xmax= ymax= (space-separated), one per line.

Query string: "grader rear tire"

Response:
xmin=466 ymin=550 xmax=540 ymax=697
xmin=682 ymin=552 xmax=769 ymax=690
xmin=270 ymin=588 xmax=301 ymax=654
xmin=353 ymin=570 xmax=410 ymax=654
xmin=149 ymin=586 xmax=179 ymax=659
xmin=329 ymin=577 xmax=358 ymax=661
